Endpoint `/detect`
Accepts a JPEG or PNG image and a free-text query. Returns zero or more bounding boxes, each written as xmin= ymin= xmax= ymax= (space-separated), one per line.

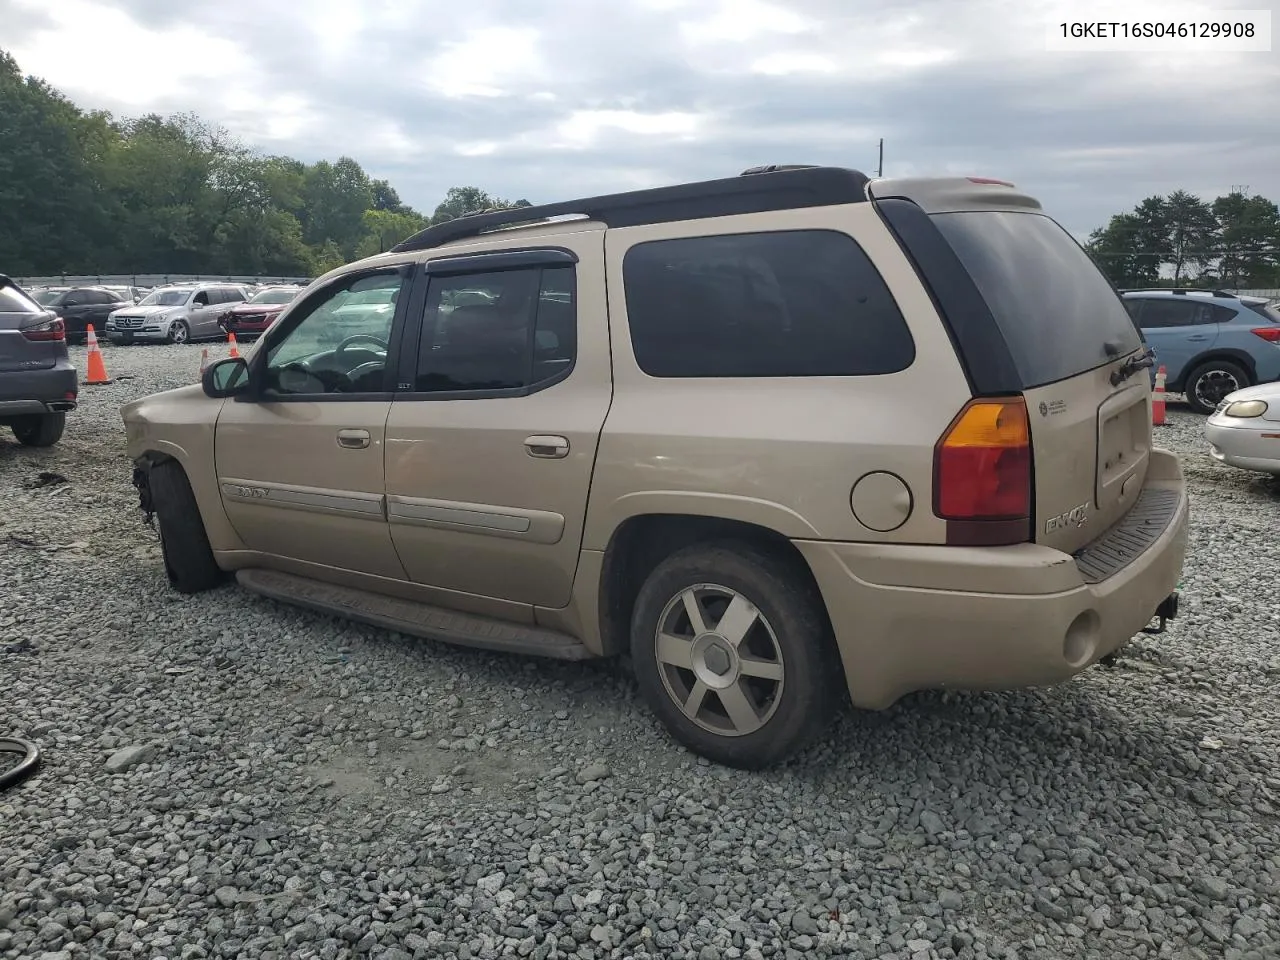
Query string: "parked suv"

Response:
xmin=29 ymin=285 xmax=130 ymax=343
xmin=123 ymin=166 xmax=1188 ymax=768
xmin=218 ymin=285 xmax=301 ymax=342
xmin=106 ymin=283 xmax=249 ymax=344
xmin=1122 ymin=288 xmax=1280 ymax=413
xmin=0 ymin=276 xmax=77 ymax=446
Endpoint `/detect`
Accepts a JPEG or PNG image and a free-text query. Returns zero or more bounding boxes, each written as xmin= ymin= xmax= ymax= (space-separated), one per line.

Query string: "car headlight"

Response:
xmin=1223 ymin=399 xmax=1268 ymax=418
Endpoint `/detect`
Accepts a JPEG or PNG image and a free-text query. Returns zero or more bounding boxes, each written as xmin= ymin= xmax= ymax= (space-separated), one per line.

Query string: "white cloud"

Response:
xmin=0 ymin=0 xmax=1275 ymax=236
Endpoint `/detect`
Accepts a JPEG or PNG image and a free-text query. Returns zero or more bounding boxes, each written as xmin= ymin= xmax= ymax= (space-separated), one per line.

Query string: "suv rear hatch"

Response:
xmin=0 ymin=278 xmax=63 ymax=373
xmin=871 ymin=179 xmax=1152 ymax=556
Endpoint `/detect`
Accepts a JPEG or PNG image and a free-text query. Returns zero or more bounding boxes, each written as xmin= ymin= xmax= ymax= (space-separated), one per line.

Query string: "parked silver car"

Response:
xmin=105 ymin=283 xmax=249 ymax=345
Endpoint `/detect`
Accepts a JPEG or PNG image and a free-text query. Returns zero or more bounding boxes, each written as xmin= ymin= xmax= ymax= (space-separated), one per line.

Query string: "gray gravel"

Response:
xmin=2 ymin=345 xmax=1279 ymax=960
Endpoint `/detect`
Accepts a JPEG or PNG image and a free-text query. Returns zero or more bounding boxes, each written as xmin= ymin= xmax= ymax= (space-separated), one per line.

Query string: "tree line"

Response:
xmin=1086 ymin=189 xmax=1280 ymax=290
xmin=5 ymin=49 xmax=1279 ymax=288
xmin=0 ymin=50 xmax=528 ymax=278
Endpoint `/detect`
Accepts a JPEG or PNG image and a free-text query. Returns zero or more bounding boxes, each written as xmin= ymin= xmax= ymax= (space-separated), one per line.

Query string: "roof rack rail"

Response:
xmin=1122 ymin=287 xmax=1238 ymax=298
xmin=391 ymin=166 xmax=870 ymax=254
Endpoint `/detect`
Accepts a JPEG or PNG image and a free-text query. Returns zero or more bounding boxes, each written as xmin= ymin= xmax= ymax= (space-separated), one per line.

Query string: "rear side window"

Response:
xmin=1137 ymin=298 xmax=1224 ymax=328
xmin=622 ymin=230 xmax=915 ymax=378
xmin=933 ymin=212 xmax=1142 ymax=388
xmin=0 ymin=284 xmax=42 ymax=314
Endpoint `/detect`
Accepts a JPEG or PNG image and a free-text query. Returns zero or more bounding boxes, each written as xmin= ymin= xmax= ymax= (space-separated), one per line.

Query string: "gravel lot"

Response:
xmin=2 ymin=343 xmax=1279 ymax=960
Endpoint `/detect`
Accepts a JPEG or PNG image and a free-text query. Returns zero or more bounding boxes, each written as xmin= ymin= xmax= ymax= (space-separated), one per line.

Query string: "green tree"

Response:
xmin=1212 ymin=192 xmax=1280 ymax=288
xmin=430 ymin=186 xmax=531 ymax=225
xmin=1087 ymin=197 xmax=1172 ymax=288
xmin=300 ymin=157 xmax=373 ymax=258
xmin=1164 ymin=189 xmax=1218 ymax=284
xmin=354 ymin=208 xmax=428 ymax=259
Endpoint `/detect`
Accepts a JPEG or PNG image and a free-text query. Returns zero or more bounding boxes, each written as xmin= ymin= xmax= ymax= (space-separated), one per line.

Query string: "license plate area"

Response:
xmin=1097 ymin=386 xmax=1150 ymax=506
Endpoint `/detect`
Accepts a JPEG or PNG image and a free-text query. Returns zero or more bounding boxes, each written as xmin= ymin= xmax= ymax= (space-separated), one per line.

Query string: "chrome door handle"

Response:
xmin=336 ymin=429 xmax=371 ymax=449
xmin=525 ymin=435 xmax=569 ymax=459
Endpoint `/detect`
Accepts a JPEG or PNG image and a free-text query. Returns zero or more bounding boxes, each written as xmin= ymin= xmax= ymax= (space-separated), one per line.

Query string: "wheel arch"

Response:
xmin=596 ymin=512 xmax=833 ymax=658
xmin=1174 ymin=348 xmax=1257 ymax=392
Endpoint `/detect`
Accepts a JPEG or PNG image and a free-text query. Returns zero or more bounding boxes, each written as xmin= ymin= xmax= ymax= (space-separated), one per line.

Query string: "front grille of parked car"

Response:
xmin=115 ymin=316 xmax=146 ymax=329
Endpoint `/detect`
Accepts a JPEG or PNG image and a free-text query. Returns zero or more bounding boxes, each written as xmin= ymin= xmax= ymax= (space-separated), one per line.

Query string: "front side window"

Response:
xmin=139 ymin=289 xmax=190 ymax=307
xmin=412 ymin=265 xmax=576 ymax=393
xmin=262 ymin=272 xmax=403 ymax=396
xmin=622 ymin=230 xmax=915 ymax=378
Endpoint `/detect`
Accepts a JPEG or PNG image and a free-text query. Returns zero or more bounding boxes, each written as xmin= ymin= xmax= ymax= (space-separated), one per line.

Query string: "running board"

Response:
xmin=235 ymin=568 xmax=594 ymax=661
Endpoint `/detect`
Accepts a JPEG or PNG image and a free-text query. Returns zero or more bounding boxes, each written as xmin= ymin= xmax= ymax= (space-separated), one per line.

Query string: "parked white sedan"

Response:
xmin=1205 ymin=383 xmax=1280 ymax=475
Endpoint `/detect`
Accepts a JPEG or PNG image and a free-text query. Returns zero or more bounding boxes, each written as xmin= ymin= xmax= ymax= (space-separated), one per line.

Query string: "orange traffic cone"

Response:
xmin=227 ymin=332 xmax=240 ymax=359
xmin=1152 ymin=365 xmax=1167 ymax=426
xmin=84 ymin=324 xmax=111 ymax=385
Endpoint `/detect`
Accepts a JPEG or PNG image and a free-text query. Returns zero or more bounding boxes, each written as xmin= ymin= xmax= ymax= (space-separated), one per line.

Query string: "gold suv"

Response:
xmin=123 ymin=165 xmax=1188 ymax=768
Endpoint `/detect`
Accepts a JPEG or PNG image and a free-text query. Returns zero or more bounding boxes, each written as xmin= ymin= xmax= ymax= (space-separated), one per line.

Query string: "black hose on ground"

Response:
xmin=0 ymin=737 xmax=41 ymax=790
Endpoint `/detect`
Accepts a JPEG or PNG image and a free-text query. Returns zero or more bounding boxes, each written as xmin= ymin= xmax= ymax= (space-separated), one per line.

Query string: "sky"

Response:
xmin=1 ymin=0 xmax=1276 ymax=237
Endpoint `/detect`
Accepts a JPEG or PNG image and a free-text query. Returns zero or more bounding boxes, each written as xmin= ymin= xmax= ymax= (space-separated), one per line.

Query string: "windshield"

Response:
xmin=933 ymin=211 xmax=1143 ymax=388
xmin=249 ymin=288 xmax=297 ymax=305
xmin=139 ymin=289 xmax=191 ymax=307
xmin=31 ymin=290 xmax=64 ymax=305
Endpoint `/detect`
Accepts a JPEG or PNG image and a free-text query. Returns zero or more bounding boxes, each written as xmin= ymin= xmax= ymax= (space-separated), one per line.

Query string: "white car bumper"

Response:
xmin=1205 ymin=416 xmax=1280 ymax=475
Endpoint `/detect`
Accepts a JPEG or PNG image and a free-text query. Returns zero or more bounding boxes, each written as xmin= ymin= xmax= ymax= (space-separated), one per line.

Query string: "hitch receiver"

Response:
xmin=1141 ymin=591 xmax=1179 ymax=636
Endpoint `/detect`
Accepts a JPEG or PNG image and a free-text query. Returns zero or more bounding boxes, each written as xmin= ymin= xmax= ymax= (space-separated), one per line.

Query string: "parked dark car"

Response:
xmin=31 ymin=286 xmax=129 ymax=343
xmin=0 ymin=276 xmax=77 ymax=447
xmin=218 ymin=285 xmax=301 ymax=341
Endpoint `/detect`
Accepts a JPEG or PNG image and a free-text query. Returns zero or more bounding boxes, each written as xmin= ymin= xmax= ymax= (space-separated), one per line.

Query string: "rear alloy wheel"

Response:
xmin=12 ymin=413 xmax=66 ymax=447
xmin=630 ymin=541 xmax=842 ymax=769
xmin=168 ymin=320 xmax=190 ymax=345
xmin=1185 ymin=359 xmax=1249 ymax=414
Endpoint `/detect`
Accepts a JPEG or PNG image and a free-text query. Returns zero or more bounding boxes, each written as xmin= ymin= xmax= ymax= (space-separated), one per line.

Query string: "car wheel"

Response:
xmin=630 ymin=541 xmax=843 ymax=769
xmin=1185 ymin=359 xmax=1250 ymax=414
xmin=168 ymin=320 xmax=190 ymax=345
xmin=149 ymin=460 xmax=223 ymax=594
xmin=11 ymin=413 xmax=66 ymax=447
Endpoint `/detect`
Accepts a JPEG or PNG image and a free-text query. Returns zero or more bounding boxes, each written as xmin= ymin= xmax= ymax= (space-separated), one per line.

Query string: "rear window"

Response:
xmin=933 ymin=211 xmax=1142 ymax=388
xmin=0 ymin=284 xmax=42 ymax=314
xmin=1244 ymin=301 xmax=1280 ymax=323
xmin=623 ymin=230 xmax=915 ymax=378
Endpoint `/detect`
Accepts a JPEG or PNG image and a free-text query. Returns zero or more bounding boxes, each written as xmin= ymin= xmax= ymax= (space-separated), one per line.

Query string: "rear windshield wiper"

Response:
xmin=1110 ymin=346 xmax=1156 ymax=386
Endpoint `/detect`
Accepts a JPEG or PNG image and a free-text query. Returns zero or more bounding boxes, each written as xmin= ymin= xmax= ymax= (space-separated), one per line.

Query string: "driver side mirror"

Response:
xmin=202 ymin=356 xmax=250 ymax=398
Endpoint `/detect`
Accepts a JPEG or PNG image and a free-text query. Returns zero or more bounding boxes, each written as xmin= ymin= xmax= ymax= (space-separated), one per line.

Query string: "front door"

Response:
xmin=384 ymin=234 xmax=612 ymax=608
xmin=215 ymin=268 xmax=411 ymax=580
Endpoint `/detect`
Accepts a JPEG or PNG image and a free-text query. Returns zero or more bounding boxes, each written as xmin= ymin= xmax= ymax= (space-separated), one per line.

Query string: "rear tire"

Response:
xmin=12 ymin=413 xmax=66 ymax=447
xmin=149 ymin=460 xmax=223 ymax=594
xmin=1184 ymin=359 xmax=1249 ymax=414
xmin=630 ymin=540 xmax=843 ymax=769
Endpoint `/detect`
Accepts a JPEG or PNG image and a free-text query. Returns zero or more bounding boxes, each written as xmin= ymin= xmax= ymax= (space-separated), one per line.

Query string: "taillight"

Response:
xmin=1251 ymin=327 xmax=1280 ymax=343
xmin=21 ymin=317 xmax=66 ymax=342
xmin=934 ymin=397 xmax=1032 ymax=546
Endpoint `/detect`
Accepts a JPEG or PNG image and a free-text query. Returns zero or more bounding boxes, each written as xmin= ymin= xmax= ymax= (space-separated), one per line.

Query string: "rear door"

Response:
xmin=1134 ymin=297 xmax=1218 ymax=383
xmin=382 ymin=233 xmax=611 ymax=609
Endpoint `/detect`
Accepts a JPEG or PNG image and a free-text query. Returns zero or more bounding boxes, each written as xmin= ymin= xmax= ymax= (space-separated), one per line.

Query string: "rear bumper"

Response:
xmin=795 ymin=448 xmax=1189 ymax=709
xmin=0 ymin=360 xmax=79 ymax=418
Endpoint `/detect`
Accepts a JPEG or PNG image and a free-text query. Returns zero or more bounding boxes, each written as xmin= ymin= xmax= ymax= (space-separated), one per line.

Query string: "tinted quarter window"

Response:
xmin=414 ymin=266 xmax=576 ymax=393
xmin=623 ymin=230 xmax=914 ymax=378
xmin=932 ymin=211 xmax=1142 ymax=388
